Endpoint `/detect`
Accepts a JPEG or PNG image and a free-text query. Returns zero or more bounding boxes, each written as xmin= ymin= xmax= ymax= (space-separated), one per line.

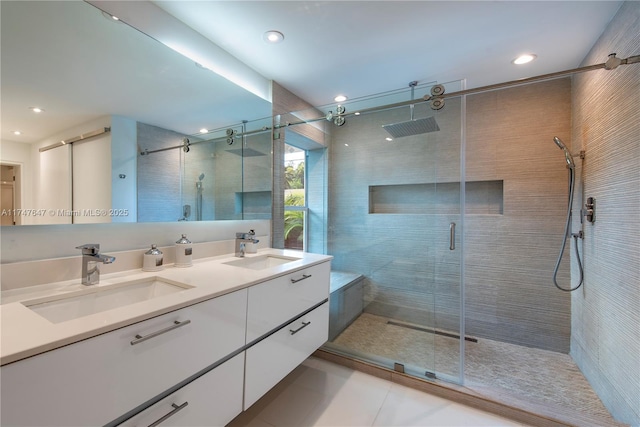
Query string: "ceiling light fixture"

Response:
xmin=199 ymin=128 xmax=208 ymax=134
xmin=29 ymin=107 xmax=44 ymax=113
xmin=385 ymin=137 xmax=393 ymax=142
xmin=13 ymin=131 xmax=21 ymax=135
xmin=263 ymin=31 xmax=284 ymax=44
xmin=512 ymin=54 xmax=537 ymax=65
xmin=334 ymin=95 xmax=347 ymax=102
xmin=101 ymin=11 xmax=121 ymax=22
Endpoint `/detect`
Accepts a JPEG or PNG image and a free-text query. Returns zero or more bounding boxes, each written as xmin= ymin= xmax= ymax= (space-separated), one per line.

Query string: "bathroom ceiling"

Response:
xmin=153 ymin=1 xmax=623 ymax=107
xmin=1 ymin=1 xmax=624 ymax=145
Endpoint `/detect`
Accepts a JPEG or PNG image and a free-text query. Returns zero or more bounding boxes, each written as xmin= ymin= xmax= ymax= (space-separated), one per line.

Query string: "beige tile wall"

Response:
xmin=570 ymin=2 xmax=640 ymax=424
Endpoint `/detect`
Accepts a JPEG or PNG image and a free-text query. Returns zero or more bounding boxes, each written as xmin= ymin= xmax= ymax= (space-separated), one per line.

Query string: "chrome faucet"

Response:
xmin=235 ymin=230 xmax=259 ymax=257
xmin=76 ymin=244 xmax=116 ymax=285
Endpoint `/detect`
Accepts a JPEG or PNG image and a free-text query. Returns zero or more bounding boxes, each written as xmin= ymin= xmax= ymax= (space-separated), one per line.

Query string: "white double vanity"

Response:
xmin=0 ymin=249 xmax=332 ymax=426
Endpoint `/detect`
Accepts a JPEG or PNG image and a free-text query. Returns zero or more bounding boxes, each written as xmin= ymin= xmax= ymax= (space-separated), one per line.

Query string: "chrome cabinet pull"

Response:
xmin=291 ymin=274 xmax=312 ymax=284
xmin=130 ymin=320 xmax=191 ymax=346
xmin=289 ymin=321 xmax=311 ymax=335
xmin=449 ymin=222 xmax=456 ymax=250
xmin=147 ymin=402 xmax=188 ymax=427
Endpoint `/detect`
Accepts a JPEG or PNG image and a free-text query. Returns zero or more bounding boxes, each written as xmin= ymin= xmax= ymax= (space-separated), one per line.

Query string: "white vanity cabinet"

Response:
xmin=1 ymin=256 xmax=333 ymax=427
xmin=245 ymin=302 xmax=329 ymax=408
xmin=244 ymin=261 xmax=330 ymax=409
xmin=119 ymin=353 xmax=245 ymax=427
xmin=0 ymin=289 xmax=247 ymax=427
xmin=246 ymin=261 xmax=330 ymax=342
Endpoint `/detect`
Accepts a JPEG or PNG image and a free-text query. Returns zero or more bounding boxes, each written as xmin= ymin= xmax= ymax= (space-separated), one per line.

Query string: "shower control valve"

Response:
xmin=583 ymin=197 xmax=596 ymax=223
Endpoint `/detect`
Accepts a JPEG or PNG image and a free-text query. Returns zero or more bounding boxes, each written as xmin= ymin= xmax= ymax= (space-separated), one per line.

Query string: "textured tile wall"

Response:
xmin=137 ymin=122 xmax=183 ymax=222
xmin=328 ymin=79 xmax=573 ymax=353
xmin=570 ymin=2 xmax=640 ymax=424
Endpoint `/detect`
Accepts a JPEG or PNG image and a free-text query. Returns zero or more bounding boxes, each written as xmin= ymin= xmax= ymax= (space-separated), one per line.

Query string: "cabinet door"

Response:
xmin=246 ymin=261 xmax=330 ymax=342
xmin=0 ymin=289 xmax=247 ymax=427
xmin=120 ymin=353 xmax=244 ymax=427
xmin=244 ymin=302 xmax=329 ymax=409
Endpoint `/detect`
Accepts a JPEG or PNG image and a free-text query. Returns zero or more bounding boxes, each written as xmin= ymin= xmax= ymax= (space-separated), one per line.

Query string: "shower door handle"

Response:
xmin=449 ymin=222 xmax=456 ymax=250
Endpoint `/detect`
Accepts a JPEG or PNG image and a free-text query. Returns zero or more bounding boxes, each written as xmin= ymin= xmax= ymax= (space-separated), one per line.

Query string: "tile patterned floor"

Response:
xmin=329 ymin=313 xmax=617 ymax=425
xmin=228 ymin=357 xmax=528 ymax=427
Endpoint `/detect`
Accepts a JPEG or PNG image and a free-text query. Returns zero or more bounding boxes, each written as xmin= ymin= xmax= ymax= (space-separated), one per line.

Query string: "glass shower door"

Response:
xmin=324 ymin=81 xmax=464 ymax=384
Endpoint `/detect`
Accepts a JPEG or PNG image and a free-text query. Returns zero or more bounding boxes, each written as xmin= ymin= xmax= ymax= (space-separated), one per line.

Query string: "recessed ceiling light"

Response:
xmin=29 ymin=107 xmax=44 ymax=113
xmin=512 ymin=54 xmax=537 ymax=65
xmin=101 ymin=11 xmax=120 ymax=22
xmin=263 ymin=30 xmax=284 ymax=44
xmin=334 ymin=95 xmax=347 ymax=102
xmin=199 ymin=128 xmax=208 ymax=134
xmin=13 ymin=131 xmax=21 ymax=135
xmin=354 ymin=112 xmax=360 ymax=116
xmin=385 ymin=137 xmax=393 ymax=142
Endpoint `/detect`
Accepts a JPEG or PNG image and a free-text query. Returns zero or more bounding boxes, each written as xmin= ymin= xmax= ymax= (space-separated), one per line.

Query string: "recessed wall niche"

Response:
xmin=369 ymin=180 xmax=503 ymax=215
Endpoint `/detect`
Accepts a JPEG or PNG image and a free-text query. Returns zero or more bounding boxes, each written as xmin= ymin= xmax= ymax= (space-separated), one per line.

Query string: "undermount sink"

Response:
xmin=23 ymin=277 xmax=193 ymax=324
xmin=223 ymin=255 xmax=299 ymax=270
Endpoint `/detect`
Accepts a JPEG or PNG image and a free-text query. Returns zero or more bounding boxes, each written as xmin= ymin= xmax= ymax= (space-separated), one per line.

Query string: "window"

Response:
xmin=284 ymin=144 xmax=306 ymax=250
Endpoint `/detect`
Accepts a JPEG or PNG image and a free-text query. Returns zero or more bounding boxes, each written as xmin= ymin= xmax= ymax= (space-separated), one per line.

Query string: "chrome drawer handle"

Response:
xmin=147 ymin=402 xmax=188 ymax=427
xmin=289 ymin=321 xmax=311 ymax=335
xmin=130 ymin=320 xmax=191 ymax=346
xmin=449 ymin=222 xmax=456 ymax=251
xmin=291 ymin=274 xmax=312 ymax=284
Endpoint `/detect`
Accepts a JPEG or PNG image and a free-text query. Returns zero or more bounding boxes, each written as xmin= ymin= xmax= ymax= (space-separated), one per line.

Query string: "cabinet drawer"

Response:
xmin=119 ymin=353 xmax=244 ymax=427
xmin=246 ymin=261 xmax=330 ymax=342
xmin=244 ymin=302 xmax=329 ymax=409
xmin=0 ymin=289 xmax=247 ymax=427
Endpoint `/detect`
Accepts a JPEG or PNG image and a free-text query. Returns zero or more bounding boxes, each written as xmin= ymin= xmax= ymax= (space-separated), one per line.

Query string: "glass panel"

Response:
xmin=321 ymin=80 xmax=464 ymax=384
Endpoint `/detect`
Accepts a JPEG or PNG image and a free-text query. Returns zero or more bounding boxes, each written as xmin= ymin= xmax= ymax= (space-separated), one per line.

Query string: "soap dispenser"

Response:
xmin=142 ymin=244 xmax=164 ymax=272
xmin=245 ymin=229 xmax=258 ymax=254
xmin=175 ymin=234 xmax=193 ymax=267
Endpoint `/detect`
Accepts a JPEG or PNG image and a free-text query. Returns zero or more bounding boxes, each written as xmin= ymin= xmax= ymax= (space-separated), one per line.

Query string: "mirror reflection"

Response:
xmin=0 ymin=1 xmax=273 ymax=225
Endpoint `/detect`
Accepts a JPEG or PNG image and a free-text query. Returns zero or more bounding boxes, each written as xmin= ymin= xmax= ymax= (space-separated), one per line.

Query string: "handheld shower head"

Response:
xmin=553 ymin=136 xmax=567 ymax=150
xmin=553 ymin=137 xmax=575 ymax=169
xmin=198 ymin=173 xmax=205 ymax=181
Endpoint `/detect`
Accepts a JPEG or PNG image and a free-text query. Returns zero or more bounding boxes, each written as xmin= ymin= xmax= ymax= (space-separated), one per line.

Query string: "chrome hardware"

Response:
xmin=130 ymin=320 xmax=191 ymax=346
xmin=289 ymin=321 xmax=311 ymax=335
xmin=430 ymin=84 xmax=445 ymax=96
xmin=75 ymin=244 xmax=115 ymax=285
xmin=147 ymin=402 xmax=189 ymax=427
xmin=291 ymin=274 xmax=312 ymax=284
xmin=393 ymin=363 xmax=405 ymax=373
xmin=584 ymin=197 xmax=596 ymax=223
xmin=449 ymin=222 xmax=456 ymax=250
xmin=235 ymin=230 xmax=260 ymax=257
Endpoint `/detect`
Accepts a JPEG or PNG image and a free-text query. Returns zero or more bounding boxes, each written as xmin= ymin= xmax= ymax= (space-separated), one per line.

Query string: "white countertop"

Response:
xmin=0 ymin=249 xmax=332 ymax=366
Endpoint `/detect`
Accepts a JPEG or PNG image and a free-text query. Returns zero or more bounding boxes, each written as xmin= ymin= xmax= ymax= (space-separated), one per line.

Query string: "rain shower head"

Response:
xmin=382 ymin=116 xmax=440 ymax=138
xmin=553 ymin=137 xmax=575 ymax=169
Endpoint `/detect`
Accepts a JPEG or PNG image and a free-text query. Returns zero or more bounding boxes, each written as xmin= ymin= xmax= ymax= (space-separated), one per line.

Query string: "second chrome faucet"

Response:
xmin=235 ymin=230 xmax=259 ymax=257
xmin=76 ymin=244 xmax=115 ymax=285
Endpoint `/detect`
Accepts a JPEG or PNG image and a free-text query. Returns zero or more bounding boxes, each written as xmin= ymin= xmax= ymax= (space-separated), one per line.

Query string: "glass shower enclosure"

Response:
xmin=323 ymin=81 xmax=465 ymax=384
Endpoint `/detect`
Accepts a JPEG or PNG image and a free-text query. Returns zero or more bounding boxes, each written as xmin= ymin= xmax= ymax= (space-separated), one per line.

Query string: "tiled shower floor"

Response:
xmin=330 ymin=313 xmax=619 ymax=425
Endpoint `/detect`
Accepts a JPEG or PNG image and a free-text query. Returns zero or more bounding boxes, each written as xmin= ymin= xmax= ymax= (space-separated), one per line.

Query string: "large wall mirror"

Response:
xmin=0 ymin=1 xmax=273 ymax=226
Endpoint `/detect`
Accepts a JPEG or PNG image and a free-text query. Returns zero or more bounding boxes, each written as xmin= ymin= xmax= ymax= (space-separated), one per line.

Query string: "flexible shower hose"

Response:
xmin=553 ymin=167 xmax=584 ymax=291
